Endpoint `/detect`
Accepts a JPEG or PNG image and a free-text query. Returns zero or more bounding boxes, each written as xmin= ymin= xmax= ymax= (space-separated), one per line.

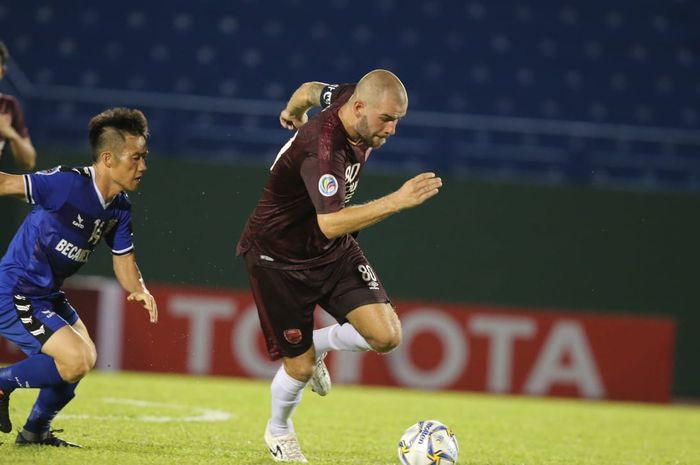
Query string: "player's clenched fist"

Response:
xmin=279 ymin=109 xmax=309 ymax=130
xmin=393 ymin=172 xmax=442 ymax=210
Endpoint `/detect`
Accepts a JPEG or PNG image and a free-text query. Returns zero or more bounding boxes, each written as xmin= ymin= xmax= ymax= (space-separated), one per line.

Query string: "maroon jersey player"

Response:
xmin=237 ymin=83 xmax=371 ymax=270
xmin=237 ymin=69 xmax=442 ymax=462
xmin=0 ymin=41 xmax=36 ymax=171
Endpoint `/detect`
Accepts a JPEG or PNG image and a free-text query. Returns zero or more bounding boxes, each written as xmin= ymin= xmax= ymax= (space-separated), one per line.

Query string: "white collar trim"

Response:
xmin=88 ymin=166 xmax=113 ymax=209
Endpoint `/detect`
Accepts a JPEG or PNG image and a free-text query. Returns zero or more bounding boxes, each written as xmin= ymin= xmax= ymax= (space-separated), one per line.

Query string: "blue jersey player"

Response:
xmin=0 ymin=107 xmax=158 ymax=447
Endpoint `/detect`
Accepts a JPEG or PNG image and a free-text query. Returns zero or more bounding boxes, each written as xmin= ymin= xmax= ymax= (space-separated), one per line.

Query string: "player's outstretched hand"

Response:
xmin=279 ymin=109 xmax=308 ymax=130
xmin=128 ymin=292 xmax=158 ymax=323
xmin=393 ymin=172 xmax=442 ymax=210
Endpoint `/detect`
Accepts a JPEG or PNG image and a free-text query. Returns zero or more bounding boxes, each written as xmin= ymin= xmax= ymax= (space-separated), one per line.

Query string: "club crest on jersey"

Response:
xmin=283 ymin=329 xmax=303 ymax=344
xmin=318 ymin=174 xmax=338 ymax=197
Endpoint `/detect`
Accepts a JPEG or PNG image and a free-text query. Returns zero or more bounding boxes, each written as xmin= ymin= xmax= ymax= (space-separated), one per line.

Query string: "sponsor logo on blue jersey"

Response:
xmin=55 ymin=239 xmax=93 ymax=263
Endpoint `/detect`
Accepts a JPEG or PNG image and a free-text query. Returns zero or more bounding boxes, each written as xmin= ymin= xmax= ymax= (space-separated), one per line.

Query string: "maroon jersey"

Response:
xmin=0 ymin=94 xmax=30 ymax=153
xmin=237 ymin=84 xmax=374 ymax=269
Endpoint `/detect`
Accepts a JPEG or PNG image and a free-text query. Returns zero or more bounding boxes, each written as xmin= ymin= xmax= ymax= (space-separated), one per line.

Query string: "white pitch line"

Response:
xmin=60 ymin=397 xmax=234 ymax=423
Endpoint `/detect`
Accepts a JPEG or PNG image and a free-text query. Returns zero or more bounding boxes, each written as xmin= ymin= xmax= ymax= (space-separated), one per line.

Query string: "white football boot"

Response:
xmin=309 ymin=352 xmax=331 ymax=396
xmin=264 ymin=421 xmax=308 ymax=463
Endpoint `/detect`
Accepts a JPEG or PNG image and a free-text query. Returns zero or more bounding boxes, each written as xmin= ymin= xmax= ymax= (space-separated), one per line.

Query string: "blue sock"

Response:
xmin=23 ymin=381 xmax=78 ymax=435
xmin=0 ymin=354 xmax=63 ymax=393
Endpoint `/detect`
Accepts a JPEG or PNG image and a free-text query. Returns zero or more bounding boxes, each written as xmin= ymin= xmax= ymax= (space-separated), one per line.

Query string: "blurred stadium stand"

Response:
xmin=1 ymin=0 xmax=699 ymax=190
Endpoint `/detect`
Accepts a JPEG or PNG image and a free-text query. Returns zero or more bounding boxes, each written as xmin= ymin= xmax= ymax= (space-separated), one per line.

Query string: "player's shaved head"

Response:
xmin=338 ymin=69 xmax=408 ymax=148
xmin=353 ymin=69 xmax=408 ymax=108
xmin=94 ymin=127 xmax=128 ymax=158
xmin=89 ymin=107 xmax=149 ymax=161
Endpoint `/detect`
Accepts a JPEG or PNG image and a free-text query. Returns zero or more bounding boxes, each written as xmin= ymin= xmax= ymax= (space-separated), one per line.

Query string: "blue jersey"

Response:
xmin=0 ymin=166 xmax=134 ymax=297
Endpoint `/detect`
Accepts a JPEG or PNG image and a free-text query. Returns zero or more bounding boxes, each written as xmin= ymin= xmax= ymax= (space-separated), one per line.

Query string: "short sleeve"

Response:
xmin=105 ymin=199 xmax=134 ymax=255
xmin=300 ymin=154 xmax=346 ymax=214
xmin=24 ymin=167 xmax=71 ymax=210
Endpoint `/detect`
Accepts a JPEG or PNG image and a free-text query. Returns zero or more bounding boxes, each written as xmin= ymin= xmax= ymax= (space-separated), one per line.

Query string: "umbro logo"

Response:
xmin=72 ymin=214 xmax=85 ymax=229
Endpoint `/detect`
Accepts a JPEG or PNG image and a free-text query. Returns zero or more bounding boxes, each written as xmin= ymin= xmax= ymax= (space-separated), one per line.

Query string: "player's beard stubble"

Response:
xmin=356 ymin=115 xmax=387 ymax=148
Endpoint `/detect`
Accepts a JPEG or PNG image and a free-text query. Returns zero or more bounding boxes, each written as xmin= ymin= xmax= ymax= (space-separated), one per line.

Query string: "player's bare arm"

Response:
xmin=317 ymin=172 xmax=442 ymax=239
xmin=279 ymin=81 xmax=328 ymax=130
xmin=112 ymin=252 xmax=158 ymax=323
xmin=0 ymin=171 xmax=27 ymax=199
xmin=0 ymin=113 xmax=36 ymax=170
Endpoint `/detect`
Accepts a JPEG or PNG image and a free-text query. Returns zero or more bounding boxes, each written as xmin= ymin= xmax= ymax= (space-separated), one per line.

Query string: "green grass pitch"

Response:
xmin=0 ymin=370 xmax=698 ymax=464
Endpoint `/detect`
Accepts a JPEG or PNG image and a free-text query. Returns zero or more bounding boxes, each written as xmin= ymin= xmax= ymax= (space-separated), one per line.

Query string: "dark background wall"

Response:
xmin=2 ymin=1 xmax=700 ymax=190
xmin=1 ymin=0 xmax=698 ymax=398
xmin=3 ymin=152 xmax=697 ymax=396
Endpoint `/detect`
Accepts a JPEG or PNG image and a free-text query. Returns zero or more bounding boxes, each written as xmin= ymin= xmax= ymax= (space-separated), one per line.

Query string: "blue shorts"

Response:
xmin=0 ymin=293 xmax=79 ymax=355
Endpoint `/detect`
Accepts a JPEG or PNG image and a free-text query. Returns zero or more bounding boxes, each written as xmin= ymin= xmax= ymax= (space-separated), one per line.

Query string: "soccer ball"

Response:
xmin=397 ymin=420 xmax=459 ymax=465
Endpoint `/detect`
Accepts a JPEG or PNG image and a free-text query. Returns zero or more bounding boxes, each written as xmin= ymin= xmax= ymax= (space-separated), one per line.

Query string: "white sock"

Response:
xmin=269 ymin=365 xmax=306 ymax=437
xmin=313 ymin=323 xmax=372 ymax=355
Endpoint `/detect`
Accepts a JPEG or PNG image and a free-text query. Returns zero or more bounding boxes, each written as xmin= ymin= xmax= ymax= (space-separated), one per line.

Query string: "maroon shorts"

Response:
xmin=243 ymin=245 xmax=390 ymax=360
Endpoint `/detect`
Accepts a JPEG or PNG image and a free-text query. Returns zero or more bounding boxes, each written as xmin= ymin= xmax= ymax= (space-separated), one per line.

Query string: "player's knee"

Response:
xmin=61 ymin=362 xmax=91 ymax=383
xmin=83 ymin=350 xmax=97 ymax=376
xmin=283 ymin=358 xmax=315 ymax=383
xmin=288 ymin=364 xmax=315 ymax=382
xmin=87 ymin=346 xmax=97 ymax=370
xmin=369 ymin=328 xmax=402 ymax=354
xmin=78 ymin=345 xmax=97 ymax=377
xmin=56 ymin=344 xmax=96 ymax=382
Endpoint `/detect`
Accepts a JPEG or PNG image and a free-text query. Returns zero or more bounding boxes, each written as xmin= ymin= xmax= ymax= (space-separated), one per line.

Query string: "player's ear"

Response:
xmin=353 ymin=99 xmax=365 ymax=118
xmin=100 ymin=151 xmax=113 ymax=168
